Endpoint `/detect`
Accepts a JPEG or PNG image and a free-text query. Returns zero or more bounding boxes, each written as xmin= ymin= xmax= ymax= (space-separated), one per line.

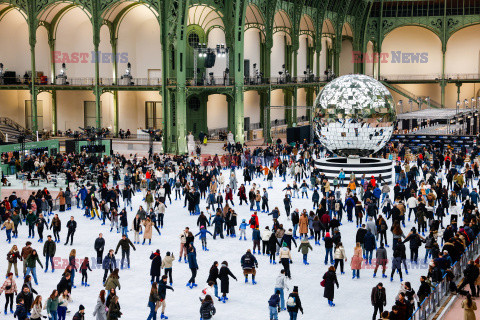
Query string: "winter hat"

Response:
xmin=293 ymin=286 xmax=299 ymax=292
xmin=325 ymin=232 xmax=330 ymax=238
xmin=200 ymin=225 xmax=205 ymax=229
xmin=7 ymin=272 xmax=13 ymax=277
xmin=166 ymin=252 xmax=170 ymax=256
xmin=242 ymin=219 xmax=246 ymax=223
xmin=79 ymin=305 xmax=85 ymax=311
xmin=282 ymin=242 xmax=288 ymax=247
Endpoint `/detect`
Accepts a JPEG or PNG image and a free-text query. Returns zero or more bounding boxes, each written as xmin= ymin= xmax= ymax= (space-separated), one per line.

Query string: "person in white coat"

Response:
xmin=261 ymin=227 xmax=272 ymax=255
xmin=274 ymin=270 xmax=289 ymax=311
xmin=92 ymin=290 xmax=107 ymax=320
xmin=200 ymin=281 xmax=216 ymax=301
xmin=366 ymin=217 xmax=377 ymax=237
xmin=406 ymin=195 xmax=418 ymax=222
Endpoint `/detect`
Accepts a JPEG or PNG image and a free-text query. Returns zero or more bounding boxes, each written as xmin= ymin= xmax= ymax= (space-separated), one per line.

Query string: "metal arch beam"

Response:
xmin=110 ymin=2 xmax=159 ymax=40
xmin=47 ymin=4 xmax=77 ymax=40
xmin=245 ymin=2 xmax=265 ymax=26
xmin=0 ymin=5 xmax=26 ymax=22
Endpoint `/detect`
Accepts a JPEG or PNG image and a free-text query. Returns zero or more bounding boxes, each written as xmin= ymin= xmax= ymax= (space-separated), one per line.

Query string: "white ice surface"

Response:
xmin=0 ymin=170 xmax=430 ymax=320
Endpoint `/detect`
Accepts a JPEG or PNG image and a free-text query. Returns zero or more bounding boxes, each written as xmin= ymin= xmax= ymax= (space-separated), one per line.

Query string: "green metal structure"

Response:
xmin=0 ymin=0 xmax=479 ymax=153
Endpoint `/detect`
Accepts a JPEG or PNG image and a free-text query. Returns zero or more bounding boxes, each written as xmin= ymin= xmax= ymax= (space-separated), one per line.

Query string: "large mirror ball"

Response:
xmin=314 ymin=74 xmax=397 ymax=158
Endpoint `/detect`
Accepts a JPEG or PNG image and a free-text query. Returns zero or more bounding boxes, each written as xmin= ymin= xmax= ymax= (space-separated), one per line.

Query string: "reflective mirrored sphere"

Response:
xmin=314 ymin=74 xmax=396 ymax=157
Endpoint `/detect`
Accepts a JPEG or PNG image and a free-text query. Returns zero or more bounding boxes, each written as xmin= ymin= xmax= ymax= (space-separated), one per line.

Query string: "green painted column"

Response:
xmin=440 ymin=80 xmax=446 ymax=109
xmin=292 ymin=49 xmax=298 ymax=125
xmin=333 ymin=36 xmax=341 ymax=76
xmin=30 ymin=43 xmax=38 ymax=133
xmin=284 ymin=89 xmax=293 ymax=127
xmin=113 ymin=91 xmax=119 ymax=136
xmin=262 ymin=90 xmax=272 ymax=143
xmin=51 ymin=91 xmax=57 ymax=133
xmin=111 ymin=37 xmax=119 ymax=136
xmin=92 ymin=1 xmax=101 ymax=129
xmin=48 ymin=37 xmax=57 ymax=133
xmin=94 ymin=41 xmax=101 ymax=129
xmin=260 ymin=40 xmax=272 ymax=139
xmin=175 ymin=86 xmax=187 ymax=154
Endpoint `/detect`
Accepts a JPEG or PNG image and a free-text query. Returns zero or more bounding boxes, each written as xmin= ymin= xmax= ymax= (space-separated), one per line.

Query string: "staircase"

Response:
xmin=382 ymin=82 xmax=443 ymax=111
xmin=0 ymin=117 xmax=31 ymax=143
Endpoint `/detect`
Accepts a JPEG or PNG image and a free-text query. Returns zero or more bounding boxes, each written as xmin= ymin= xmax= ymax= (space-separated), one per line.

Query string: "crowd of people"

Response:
xmin=0 ymin=140 xmax=480 ymax=320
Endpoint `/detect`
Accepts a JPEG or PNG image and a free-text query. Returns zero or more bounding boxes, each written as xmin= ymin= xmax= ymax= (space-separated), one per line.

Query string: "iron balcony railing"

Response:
xmin=408 ymin=235 xmax=480 ymax=320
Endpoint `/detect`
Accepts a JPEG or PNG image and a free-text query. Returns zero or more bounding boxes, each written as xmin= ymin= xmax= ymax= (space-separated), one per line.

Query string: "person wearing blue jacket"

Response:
xmin=102 ymin=250 xmax=117 ymax=284
xmin=212 ymin=212 xmax=224 ymax=239
xmin=268 ymin=207 xmax=280 ymax=220
xmin=373 ymin=186 xmax=382 ymax=206
xmin=239 ymin=219 xmax=247 ymax=240
xmin=252 ymin=227 xmax=261 ymax=254
xmin=268 ymin=290 xmax=281 ymax=320
xmin=195 ymin=226 xmax=213 ymax=251
xmin=364 ymin=230 xmax=376 ymax=264
xmin=77 ymin=186 xmax=87 ymax=209
xmin=14 ymin=298 xmax=28 ymax=320
xmin=187 ymin=247 xmax=198 ymax=289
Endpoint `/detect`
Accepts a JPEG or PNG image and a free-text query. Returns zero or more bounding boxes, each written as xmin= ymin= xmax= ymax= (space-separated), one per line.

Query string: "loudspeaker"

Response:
xmin=244 ymin=117 xmax=250 ymax=131
xmin=286 ymin=125 xmax=311 ymax=144
xmin=244 ymin=60 xmax=250 ymax=78
xmin=4 ymin=71 xmax=16 ymax=84
xmin=204 ymin=52 xmax=216 ymax=68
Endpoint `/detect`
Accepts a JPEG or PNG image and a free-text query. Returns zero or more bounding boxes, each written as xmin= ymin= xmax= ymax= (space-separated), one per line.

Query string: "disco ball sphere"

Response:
xmin=314 ymin=74 xmax=396 ymax=157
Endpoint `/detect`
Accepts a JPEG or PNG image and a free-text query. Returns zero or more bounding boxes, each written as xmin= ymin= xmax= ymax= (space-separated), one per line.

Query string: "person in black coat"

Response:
xmin=291 ymin=209 xmax=300 ymax=239
xmin=150 ymin=249 xmax=162 ymax=283
xmin=94 ymin=233 xmax=105 ymax=265
xmin=57 ymin=273 xmax=72 ymax=293
xmin=218 ymin=261 xmax=237 ymax=302
xmin=286 ymin=286 xmax=303 ymax=317
xmin=15 ymin=286 xmax=33 ymax=313
xmin=65 ymin=216 xmax=77 ymax=245
xmin=402 ymin=227 xmax=425 ymax=264
xmin=371 ymin=282 xmax=386 ymax=320
xmin=102 ymin=250 xmax=117 ymax=283
xmin=268 ymin=233 xmax=280 ymax=264
xmin=206 ymin=261 xmax=220 ymax=300
xmin=323 ymin=266 xmax=339 ymax=306
xmin=458 ymin=260 xmax=480 ymax=296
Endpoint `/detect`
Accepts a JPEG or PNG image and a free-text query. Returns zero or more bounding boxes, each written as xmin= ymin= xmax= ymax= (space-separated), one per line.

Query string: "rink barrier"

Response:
xmin=314 ymin=157 xmax=393 ymax=187
xmin=408 ymin=235 xmax=480 ymax=320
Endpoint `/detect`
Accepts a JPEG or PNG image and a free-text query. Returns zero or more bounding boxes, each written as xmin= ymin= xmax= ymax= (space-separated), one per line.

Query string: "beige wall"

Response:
xmin=339 ymin=39 xmax=354 ymax=76
xmin=446 ymin=24 xmax=480 ymax=75
xmin=244 ymin=91 xmax=260 ymax=124
xmin=207 ymin=94 xmax=228 ymax=129
xmin=381 ymin=26 xmax=442 ymax=76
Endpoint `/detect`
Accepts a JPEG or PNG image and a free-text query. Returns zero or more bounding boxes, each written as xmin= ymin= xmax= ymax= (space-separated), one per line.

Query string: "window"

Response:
xmin=84 ymin=101 xmax=102 ymax=128
xmin=25 ymin=100 xmax=43 ymax=131
xmin=145 ymin=101 xmax=163 ymax=129
xmin=188 ymin=32 xmax=200 ymax=48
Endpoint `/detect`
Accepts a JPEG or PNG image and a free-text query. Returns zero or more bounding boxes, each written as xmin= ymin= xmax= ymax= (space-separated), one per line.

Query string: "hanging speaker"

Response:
xmin=204 ymin=52 xmax=216 ymax=68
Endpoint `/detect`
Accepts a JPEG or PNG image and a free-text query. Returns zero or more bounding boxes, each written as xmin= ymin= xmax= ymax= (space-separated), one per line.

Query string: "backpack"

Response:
xmin=286 ymin=296 xmax=296 ymax=307
xmin=249 ymin=216 xmax=256 ymax=226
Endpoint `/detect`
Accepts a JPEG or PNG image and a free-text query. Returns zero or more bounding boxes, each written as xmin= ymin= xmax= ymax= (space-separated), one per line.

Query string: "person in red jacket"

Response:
xmin=249 ymin=212 xmax=259 ymax=229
